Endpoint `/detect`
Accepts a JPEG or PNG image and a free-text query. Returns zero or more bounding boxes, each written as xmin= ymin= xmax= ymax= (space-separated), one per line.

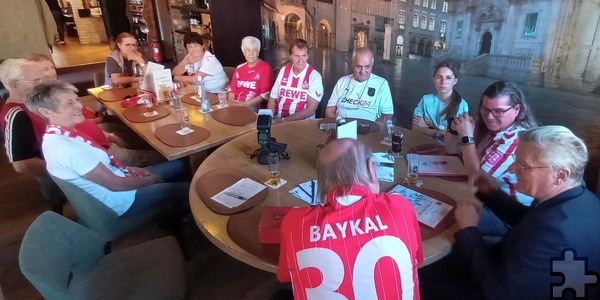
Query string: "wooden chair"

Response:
xmin=223 ymin=66 xmax=236 ymax=81
xmin=19 ymin=211 xmax=187 ymax=300
xmin=50 ymin=175 xmax=172 ymax=243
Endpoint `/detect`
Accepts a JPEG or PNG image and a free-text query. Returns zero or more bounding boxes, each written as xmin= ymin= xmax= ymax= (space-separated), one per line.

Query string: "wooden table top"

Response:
xmin=88 ymin=87 xmax=256 ymax=160
xmin=190 ymin=119 xmax=472 ymax=273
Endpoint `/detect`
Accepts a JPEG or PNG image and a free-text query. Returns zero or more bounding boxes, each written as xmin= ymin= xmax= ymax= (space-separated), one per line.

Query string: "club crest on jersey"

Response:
xmin=302 ymin=82 xmax=309 ymax=89
xmin=254 ymin=74 xmax=260 ymax=80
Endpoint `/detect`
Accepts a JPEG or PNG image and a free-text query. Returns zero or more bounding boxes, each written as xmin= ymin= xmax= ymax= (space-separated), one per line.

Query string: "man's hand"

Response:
xmin=455 ymin=201 xmax=482 ymax=229
xmin=128 ymin=167 xmax=162 ymax=183
xmin=108 ymin=133 xmax=128 ymax=149
xmin=451 ymin=112 xmax=475 ymax=137
xmin=470 ymin=170 xmax=500 ymax=196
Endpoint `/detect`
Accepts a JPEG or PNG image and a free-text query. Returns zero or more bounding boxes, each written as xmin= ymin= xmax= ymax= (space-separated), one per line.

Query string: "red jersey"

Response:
xmin=270 ymin=64 xmax=323 ymax=118
xmin=229 ymin=60 xmax=273 ymax=108
xmin=277 ymin=185 xmax=423 ymax=300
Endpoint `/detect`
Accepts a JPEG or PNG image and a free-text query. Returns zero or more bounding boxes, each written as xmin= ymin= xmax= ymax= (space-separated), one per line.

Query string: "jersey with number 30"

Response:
xmin=277 ymin=185 xmax=423 ymax=300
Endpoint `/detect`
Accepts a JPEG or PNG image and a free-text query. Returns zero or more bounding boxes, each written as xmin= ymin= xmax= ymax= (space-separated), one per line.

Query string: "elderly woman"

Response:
xmin=104 ymin=32 xmax=146 ymax=87
xmin=227 ymin=36 xmax=273 ymax=111
xmin=445 ymin=81 xmax=537 ymax=235
xmin=172 ymin=32 xmax=228 ymax=93
xmin=26 ymin=81 xmax=189 ymax=218
xmin=412 ymin=60 xmax=468 ymax=140
xmin=453 ymin=125 xmax=600 ymax=299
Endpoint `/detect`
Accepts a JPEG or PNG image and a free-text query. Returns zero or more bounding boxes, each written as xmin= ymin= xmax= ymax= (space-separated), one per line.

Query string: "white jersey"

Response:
xmin=327 ymin=73 xmax=394 ymax=121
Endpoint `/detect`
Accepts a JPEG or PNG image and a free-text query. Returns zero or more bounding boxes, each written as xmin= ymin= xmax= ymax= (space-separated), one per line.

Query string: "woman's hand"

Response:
xmin=412 ymin=116 xmax=426 ymax=128
xmin=451 ymin=112 xmax=475 ymax=137
xmin=126 ymin=52 xmax=145 ymax=66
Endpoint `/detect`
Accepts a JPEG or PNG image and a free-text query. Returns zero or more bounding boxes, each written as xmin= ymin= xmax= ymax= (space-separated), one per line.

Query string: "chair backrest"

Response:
xmin=50 ymin=175 xmax=165 ymax=242
xmin=92 ymin=70 xmax=104 ymax=87
xmin=19 ymin=211 xmax=105 ymax=300
xmin=223 ymin=66 xmax=236 ymax=81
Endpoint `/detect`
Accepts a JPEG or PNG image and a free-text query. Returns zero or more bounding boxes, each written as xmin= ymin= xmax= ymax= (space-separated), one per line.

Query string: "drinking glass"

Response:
xmin=406 ymin=154 xmax=420 ymax=186
xmin=218 ymin=92 xmax=228 ymax=108
xmin=176 ymin=108 xmax=189 ymax=129
xmin=267 ymin=152 xmax=281 ymax=186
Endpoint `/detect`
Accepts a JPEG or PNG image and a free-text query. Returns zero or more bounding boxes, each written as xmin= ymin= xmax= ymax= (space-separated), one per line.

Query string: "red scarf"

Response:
xmin=45 ymin=125 xmax=139 ymax=177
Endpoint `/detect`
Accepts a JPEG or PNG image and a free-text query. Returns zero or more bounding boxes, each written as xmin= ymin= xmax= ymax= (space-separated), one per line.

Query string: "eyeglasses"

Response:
xmin=511 ymin=157 xmax=552 ymax=172
xmin=123 ymin=43 xmax=138 ymax=48
xmin=17 ymin=79 xmax=43 ymax=84
xmin=480 ymin=105 xmax=515 ymax=117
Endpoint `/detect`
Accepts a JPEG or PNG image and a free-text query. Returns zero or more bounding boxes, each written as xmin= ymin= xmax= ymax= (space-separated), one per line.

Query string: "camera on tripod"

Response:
xmin=253 ymin=110 xmax=289 ymax=165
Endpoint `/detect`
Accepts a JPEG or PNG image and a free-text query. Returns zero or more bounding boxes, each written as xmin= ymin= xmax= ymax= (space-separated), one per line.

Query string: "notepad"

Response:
xmin=388 ymin=184 xmax=453 ymax=228
xmin=415 ymin=155 xmax=467 ymax=177
xmin=211 ymin=178 xmax=266 ymax=208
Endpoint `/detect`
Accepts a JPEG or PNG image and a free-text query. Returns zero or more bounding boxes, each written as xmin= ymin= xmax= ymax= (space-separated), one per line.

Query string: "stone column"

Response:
xmin=383 ymin=23 xmax=392 ymax=60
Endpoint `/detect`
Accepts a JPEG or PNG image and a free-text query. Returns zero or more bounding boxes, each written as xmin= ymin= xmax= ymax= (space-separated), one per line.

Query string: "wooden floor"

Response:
xmin=50 ymin=37 xmax=109 ymax=68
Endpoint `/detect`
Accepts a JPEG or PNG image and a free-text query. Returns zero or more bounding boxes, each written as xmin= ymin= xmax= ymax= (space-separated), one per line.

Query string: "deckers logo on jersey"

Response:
xmin=340 ymin=97 xmax=371 ymax=108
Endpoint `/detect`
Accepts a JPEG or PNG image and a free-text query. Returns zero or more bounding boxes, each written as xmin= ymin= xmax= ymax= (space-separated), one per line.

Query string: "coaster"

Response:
xmin=200 ymin=108 xmax=213 ymax=113
xmin=264 ymin=178 xmax=287 ymax=189
xmin=216 ymin=103 xmax=229 ymax=109
xmin=176 ymin=127 xmax=194 ymax=135
xmin=400 ymin=178 xmax=424 ymax=187
xmin=380 ymin=138 xmax=392 ymax=146
xmin=143 ymin=111 xmax=159 ymax=117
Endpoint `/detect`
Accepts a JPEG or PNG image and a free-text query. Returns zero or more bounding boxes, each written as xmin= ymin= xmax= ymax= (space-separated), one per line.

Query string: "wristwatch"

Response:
xmin=461 ymin=136 xmax=475 ymax=145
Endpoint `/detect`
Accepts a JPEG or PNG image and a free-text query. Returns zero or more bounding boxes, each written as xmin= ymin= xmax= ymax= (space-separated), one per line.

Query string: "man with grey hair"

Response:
xmin=325 ymin=47 xmax=394 ymax=123
xmin=0 ymin=58 xmax=66 ymax=214
xmin=227 ymin=36 xmax=273 ymax=110
xmin=277 ymin=138 xmax=423 ymax=299
xmin=454 ymin=125 xmax=600 ymax=299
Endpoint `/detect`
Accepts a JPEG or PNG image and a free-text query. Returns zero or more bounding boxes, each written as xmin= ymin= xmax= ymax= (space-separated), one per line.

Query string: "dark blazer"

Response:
xmin=454 ymin=186 xmax=600 ymax=300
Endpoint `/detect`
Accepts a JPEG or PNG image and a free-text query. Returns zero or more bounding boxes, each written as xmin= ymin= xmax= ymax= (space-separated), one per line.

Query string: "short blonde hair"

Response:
xmin=0 ymin=58 xmax=38 ymax=91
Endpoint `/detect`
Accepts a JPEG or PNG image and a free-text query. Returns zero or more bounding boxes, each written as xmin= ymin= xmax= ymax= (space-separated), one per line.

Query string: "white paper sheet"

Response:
xmin=336 ymin=120 xmax=357 ymax=139
xmin=289 ymin=180 xmax=321 ymax=205
xmin=371 ymin=152 xmax=395 ymax=182
xmin=211 ymin=178 xmax=266 ymax=208
xmin=388 ymin=184 xmax=453 ymax=228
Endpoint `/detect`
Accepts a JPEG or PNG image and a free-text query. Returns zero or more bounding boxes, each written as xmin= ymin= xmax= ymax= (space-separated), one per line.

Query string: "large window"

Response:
xmin=428 ymin=17 xmax=435 ymax=31
xmin=431 ymin=0 xmax=436 ymax=10
xmin=420 ymin=16 xmax=427 ymax=29
xmin=440 ymin=20 xmax=447 ymax=34
xmin=414 ymin=0 xmax=420 ymax=5
xmin=413 ymin=13 xmax=419 ymax=28
xmin=523 ymin=13 xmax=538 ymax=36
xmin=456 ymin=20 xmax=463 ymax=38
xmin=442 ymin=1 xmax=448 ymax=13
xmin=399 ymin=10 xmax=406 ymax=29
xmin=422 ymin=0 xmax=428 ymax=8
xmin=400 ymin=0 xmax=406 ymax=2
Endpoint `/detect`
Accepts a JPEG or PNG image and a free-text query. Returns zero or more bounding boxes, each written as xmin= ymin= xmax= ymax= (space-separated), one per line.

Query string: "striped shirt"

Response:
xmin=277 ymin=185 xmax=423 ymax=300
xmin=270 ymin=64 xmax=323 ymax=118
xmin=478 ymin=125 xmax=533 ymax=205
xmin=0 ymin=103 xmax=40 ymax=162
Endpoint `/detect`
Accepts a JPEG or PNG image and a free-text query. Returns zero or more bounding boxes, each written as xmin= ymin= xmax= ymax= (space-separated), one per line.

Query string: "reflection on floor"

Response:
xmin=51 ymin=36 xmax=109 ymax=68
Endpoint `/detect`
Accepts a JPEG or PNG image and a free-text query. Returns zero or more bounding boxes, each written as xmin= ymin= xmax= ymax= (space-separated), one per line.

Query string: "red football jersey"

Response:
xmin=229 ymin=60 xmax=273 ymax=107
xmin=277 ymin=185 xmax=423 ymax=300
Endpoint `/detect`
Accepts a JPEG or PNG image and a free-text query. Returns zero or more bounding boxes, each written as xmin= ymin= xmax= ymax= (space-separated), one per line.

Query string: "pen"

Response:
xmin=224 ymin=192 xmax=248 ymax=201
xmin=425 ymin=160 xmax=448 ymax=165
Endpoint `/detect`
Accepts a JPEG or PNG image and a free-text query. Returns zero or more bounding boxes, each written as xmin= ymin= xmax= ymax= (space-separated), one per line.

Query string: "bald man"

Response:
xmin=325 ymin=47 xmax=394 ymax=123
xmin=276 ymin=139 xmax=423 ymax=299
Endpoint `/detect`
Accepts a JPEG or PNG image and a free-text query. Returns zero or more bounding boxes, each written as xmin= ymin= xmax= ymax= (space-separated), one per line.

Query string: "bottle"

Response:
xmin=197 ymin=76 xmax=210 ymax=112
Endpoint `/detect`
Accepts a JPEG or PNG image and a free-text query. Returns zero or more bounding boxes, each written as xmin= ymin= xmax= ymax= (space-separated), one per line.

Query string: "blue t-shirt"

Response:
xmin=413 ymin=93 xmax=469 ymax=130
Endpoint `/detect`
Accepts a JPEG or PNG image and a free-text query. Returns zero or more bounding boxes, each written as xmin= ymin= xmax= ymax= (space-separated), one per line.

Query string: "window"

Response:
xmin=431 ymin=0 xmax=436 ymax=10
xmin=428 ymin=17 xmax=435 ymax=31
xmin=401 ymin=0 xmax=406 ymax=2
xmin=423 ymin=0 xmax=428 ymax=8
xmin=420 ymin=16 xmax=427 ymax=29
xmin=442 ymin=1 xmax=448 ymax=13
xmin=412 ymin=13 xmax=419 ymax=28
xmin=440 ymin=20 xmax=447 ymax=33
xmin=414 ymin=0 xmax=420 ymax=5
xmin=456 ymin=20 xmax=463 ymax=38
xmin=376 ymin=16 xmax=393 ymax=32
xmin=523 ymin=13 xmax=538 ymax=36
xmin=399 ymin=10 xmax=406 ymax=27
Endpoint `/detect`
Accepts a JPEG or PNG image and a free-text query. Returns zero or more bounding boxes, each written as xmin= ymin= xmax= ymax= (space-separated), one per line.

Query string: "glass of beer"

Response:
xmin=406 ymin=153 xmax=420 ymax=186
xmin=268 ymin=152 xmax=281 ymax=186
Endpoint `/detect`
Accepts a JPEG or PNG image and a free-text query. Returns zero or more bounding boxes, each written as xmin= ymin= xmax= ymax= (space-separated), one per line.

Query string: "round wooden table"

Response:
xmin=189 ymin=119 xmax=470 ymax=273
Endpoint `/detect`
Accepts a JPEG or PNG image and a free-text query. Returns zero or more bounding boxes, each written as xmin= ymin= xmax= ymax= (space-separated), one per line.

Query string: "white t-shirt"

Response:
xmin=43 ymin=133 xmax=136 ymax=215
xmin=184 ymin=50 xmax=229 ymax=93
xmin=326 ymin=74 xmax=393 ymax=122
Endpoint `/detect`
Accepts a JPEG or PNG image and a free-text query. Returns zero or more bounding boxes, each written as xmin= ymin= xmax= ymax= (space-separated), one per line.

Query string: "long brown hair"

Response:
xmin=435 ymin=60 xmax=462 ymax=120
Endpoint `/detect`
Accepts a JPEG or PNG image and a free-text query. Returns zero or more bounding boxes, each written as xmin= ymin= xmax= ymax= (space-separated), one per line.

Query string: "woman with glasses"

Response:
xmin=412 ymin=60 xmax=468 ymax=140
xmin=227 ymin=36 xmax=273 ymax=111
xmin=445 ymin=81 xmax=538 ymax=236
xmin=104 ymin=32 xmax=146 ymax=88
xmin=172 ymin=32 xmax=228 ymax=93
